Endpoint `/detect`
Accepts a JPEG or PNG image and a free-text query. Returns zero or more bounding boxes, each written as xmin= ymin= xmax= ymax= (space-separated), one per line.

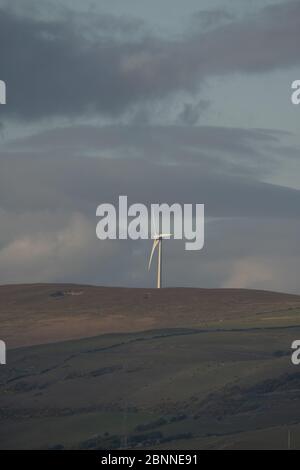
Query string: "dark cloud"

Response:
xmin=0 ymin=6 xmax=155 ymax=120
xmin=177 ymin=99 xmax=210 ymax=126
xmin=1 ymin=0 xmax=300 ymax=121
xmin=1 ymin=124 xmax=299 ymax=219
xmin=6 ymin=124 xmax=286 ymax=177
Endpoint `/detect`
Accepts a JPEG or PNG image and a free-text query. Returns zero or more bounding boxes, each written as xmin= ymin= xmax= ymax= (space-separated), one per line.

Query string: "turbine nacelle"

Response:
xmin=152 ymin=233 xmax=172 ymax=240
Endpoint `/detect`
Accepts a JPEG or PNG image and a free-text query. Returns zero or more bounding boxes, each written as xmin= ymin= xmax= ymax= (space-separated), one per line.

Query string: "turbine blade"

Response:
xmin=148 ymin=239 xmax=159 ymax=270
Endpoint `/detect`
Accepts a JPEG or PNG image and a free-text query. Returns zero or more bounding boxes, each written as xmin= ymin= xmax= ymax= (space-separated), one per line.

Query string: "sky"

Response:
xmin=0 ymin=0 xmax=300 ymax=292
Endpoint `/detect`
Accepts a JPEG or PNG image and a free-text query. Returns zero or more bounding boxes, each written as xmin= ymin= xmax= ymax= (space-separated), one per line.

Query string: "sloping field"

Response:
xmin=1 ymin=325 xmax=300 ymax=449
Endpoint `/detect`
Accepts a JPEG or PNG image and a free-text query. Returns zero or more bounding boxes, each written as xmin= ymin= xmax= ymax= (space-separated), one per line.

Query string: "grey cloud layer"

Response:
xmin=1 ymin=124 xmax=300 ymax=290
xmin=1 ymin=0 xmax=300 ymax=120
xmin=2 ymin=124 xmax=299 ymax=218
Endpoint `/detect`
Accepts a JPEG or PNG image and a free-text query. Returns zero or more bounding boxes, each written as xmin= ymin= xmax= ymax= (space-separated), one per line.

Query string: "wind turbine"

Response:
xmin=148 ymin=218 xmax=171 ymax=288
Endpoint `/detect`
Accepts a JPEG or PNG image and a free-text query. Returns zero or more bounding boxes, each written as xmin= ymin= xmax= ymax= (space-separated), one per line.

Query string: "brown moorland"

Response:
xmin=1 ymin=283 xmax=300 ymax=348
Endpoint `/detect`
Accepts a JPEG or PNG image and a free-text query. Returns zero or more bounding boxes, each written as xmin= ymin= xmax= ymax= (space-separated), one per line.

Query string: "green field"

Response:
xmin=1 ymin=317 xmax=300 ymax=449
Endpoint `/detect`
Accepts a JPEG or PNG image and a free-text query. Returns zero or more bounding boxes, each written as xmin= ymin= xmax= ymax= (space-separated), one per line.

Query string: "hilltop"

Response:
xmin=1 ymin=283 xmax=300 ymax=348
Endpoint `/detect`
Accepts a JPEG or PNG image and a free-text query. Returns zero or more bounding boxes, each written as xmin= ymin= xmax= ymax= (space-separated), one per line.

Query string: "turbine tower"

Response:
xmin=148 ymin=232 xmax=171 ymax=288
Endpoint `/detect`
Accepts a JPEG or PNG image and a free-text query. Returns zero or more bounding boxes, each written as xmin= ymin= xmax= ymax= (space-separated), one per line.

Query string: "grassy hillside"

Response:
xmin=1 ymin=323 xmax=300 ymax=449
xmin=1 ymin=284 xmax=300 ymax=449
